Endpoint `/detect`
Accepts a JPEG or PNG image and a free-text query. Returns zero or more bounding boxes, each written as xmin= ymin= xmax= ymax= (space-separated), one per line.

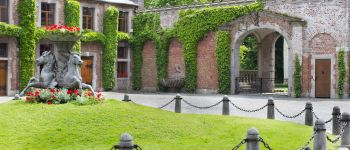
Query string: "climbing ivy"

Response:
xmin=18 ymin=0 xmax=37 ymax=90
xmin=293 ymin=54 xmax=302 ymax=98
xmin=337 ymin=49 xmax=345 ymax=98
xmin=131 ymin=12 xmax=161 ymax=90
xmin=215 ymin=31 xmax=231 ymax=94
xmin=0 ymin=22 xmax=20 ymax=37
xmin=103 ymin=6 xmax=119 ymax=90
xmin=81 ymin=30 xmax=106 ymax=44
xmin=64 ymin=0 xmax=81 ymax=53
xmin=173 ymin=2 xmax=263 ymax=92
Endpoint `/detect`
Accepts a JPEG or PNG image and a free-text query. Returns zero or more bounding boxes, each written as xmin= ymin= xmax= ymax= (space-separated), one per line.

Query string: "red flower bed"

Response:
xmin=45 ymin=24 xmax=80 ymax=32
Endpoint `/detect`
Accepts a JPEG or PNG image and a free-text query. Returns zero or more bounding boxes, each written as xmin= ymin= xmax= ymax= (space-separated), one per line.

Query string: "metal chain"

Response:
xmin=182 ymin=99 xmax=223 ymax=109
xmin=232 ymin=139 xmax=246 ymax=150
xmin=229 ymin=101 xmax=268 ymax=113
xmin=158 ymin=99 xmax=176 ymax=109
xmin=326 ymin=121 xmax=348 ymax=143
xmin=275 ymin=107 xmax=306 ymax=119
xmin=298 ymin=131 xmax=316 ymax=150
xmin=312 ymin=110 xmax=319 ymax=120
xmin=325 ymin=118 xmax=333 ymax=124
xmin=259 ymin=137 xmax=273 ymax=150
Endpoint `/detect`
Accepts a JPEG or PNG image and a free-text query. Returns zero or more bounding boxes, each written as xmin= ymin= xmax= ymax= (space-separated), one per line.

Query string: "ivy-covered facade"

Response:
xmin=0 ymin=0 xmax=139 ymax=96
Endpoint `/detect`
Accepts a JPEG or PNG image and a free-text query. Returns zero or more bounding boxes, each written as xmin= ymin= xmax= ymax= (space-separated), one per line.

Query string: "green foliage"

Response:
xmin=18 ymin=0 xmax=37 ymax=90
xmin=293 ymin=54 xmax=302 ymax=98
xmin=173 ymin=2 xmax=264 ymax=92
xmin=145 ymin=0 xmax=212 ymax=8
xmin=132 ymin=12 xmax=161 ymax=90
xmin=64 ymin=0 xmax=81 ymax=53
xmin=103 ymin=6 xmax=119 ymax=90
xmin=337 ymin=49 xmax=345 ymax=98
xmin=81 ymin=30 xmax=106 ymax=44
xmin=215 ymin=31 xmax=231 ymax=94
xmin=240 ymin=34 xmax=257 ymax=70
xmin=0 ymin=22 xmax=20 ymax=37
xmin=117 ymin=32 xmax=131 ymax=41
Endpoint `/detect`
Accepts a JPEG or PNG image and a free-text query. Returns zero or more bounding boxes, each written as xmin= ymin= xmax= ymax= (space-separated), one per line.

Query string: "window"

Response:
xmin=0 ymin=43 xmax=7 ymax=57
xmin=118 ymin=47 xmax=128 ymax=59
xmin=41 ymin=3 xmax=55 ymax=26
xmin=0 ymin=0 xmax=8 ymax=23
xmin=118 ymin=11 xmax=128 ymax=32
xmin=117 ymin=62 xmax=128 ymax=78
xmin=83 ymin=7 xmax=94 ymax=30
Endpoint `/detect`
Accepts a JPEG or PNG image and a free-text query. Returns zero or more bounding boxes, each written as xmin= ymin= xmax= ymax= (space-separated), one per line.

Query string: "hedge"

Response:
xmin=18 ymin=0 xmax=37 ymax=90
xmin=293 ymin=54 xmax=302 ymax=98
xmin=337 ymin=49 xmax=345 ymax=98
xmin=215 ymin=31 xmax=231 ymax=94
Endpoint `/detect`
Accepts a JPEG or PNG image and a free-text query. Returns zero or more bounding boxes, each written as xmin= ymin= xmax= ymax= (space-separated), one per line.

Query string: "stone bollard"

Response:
xmin=305 ymin=102 xmax=313 ymax=126
xmin=267 ymin=98 xmax=275 ymax=119
xmin=122 ymin=94 xmax=131 ymax=102
xmin=175 ymin=94 xmax=182 ymax=113
xmin=222 ymin=95 xmax=230 ymax=115
xmin=340 ymin=112 xmax=350 ymax=148
xmin=118 ymin=133 xmax=134 ymax=150
xmin=305 ymin=147 xmax=311 ymax=150
xmin=313 ymin=119 xmax=327 ymax=150
xmin=246 ymin=128 xmax=260 ymax=150
xmin=332 ymin=106 xmax=341 ymax=135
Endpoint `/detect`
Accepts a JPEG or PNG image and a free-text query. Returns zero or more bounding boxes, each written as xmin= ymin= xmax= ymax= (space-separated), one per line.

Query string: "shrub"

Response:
xmin=293 ymin=54 xmax=302 ymax=98
xmin=337 ymin=49 xmax=345 ymax=98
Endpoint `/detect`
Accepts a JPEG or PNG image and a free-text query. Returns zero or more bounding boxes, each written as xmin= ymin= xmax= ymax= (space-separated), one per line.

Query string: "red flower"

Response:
xmin=34 ymin=91 xmax=40 ymax=97
xmin=51 ymin=95 xmax=56 ymax=99
xmin=47 ymin=101 xmax=53 ymax=105
xmin=73 ymin=89 xmax=79 ymax=95
xmin=67 ymin=90 xmax=73 ymax=95
xmin=26 ymin=97 xmax=32 ymax=101
xmin=50 ymin=89 xmax=55 ymax=93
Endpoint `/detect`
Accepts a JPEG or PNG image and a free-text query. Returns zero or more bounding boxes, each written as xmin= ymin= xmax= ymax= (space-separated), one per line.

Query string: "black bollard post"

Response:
xmin=305 ymin=102 xmax=313 ymax=126
xmin=332 ymin=106 xmax=341 ymax=135
xmin=340 ymin=112 xmax=350 ymax=148
xmin=313 ymin=119 xmax=326 ymax=150
xmin=222 ymin=95 xmax=230 ymax=115
xmin=122 ymin=94 xmax=131 ymax=102
xmin=175 ymin=94 xmax=182 ymax=113
xmin=246 ymin=128 xmax=260 ymax=150
xmin=267 ymin=97 xmax=275 ymax=119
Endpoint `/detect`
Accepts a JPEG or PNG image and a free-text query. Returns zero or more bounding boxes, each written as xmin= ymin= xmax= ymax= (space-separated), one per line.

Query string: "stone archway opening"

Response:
xmin=234 ymin=28 xmax=290 ymax=95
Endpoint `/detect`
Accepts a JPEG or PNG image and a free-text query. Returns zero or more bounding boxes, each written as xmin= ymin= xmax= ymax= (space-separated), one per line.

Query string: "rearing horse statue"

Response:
xmin=20 ymin=51 xmax=57 ymax=96
xmin=59 ymin=53 xmax=95 ymax=96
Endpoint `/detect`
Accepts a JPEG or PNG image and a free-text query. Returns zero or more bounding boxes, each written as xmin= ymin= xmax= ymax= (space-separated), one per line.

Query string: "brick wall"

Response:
xmin=196 ymin=32 xmax=218 ymax=91
xmin=167 ymin=38 xmax=185 ymax=79
xmin=141 ymin=40 xmax=157 ymax=91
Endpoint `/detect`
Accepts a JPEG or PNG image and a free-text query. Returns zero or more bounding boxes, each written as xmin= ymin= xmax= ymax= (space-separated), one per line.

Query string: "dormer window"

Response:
xmin=118 ymin=11 xmax=128 ymax=32
xmin=0 ymin=0 xmax=8 ymax=23
xmin=83 ymin=7 xmax=94 ymax=30
xmin=41 ymin=3 xmax=55 ymax=26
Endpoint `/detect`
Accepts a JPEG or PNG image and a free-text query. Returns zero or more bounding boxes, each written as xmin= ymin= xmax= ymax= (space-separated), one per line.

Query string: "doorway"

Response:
xmin=315 ymin=59 xmax=331 ymax=98
xmin=0 ymin=60 xmax=7 ymax=96
xmin=81 ymin=56 xmax=93 ymax=85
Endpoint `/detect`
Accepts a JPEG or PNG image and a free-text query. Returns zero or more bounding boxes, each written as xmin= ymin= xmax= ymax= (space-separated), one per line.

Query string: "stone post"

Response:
xmin=332 ymin=106 xmax=341 ymax=135
xmin=118 ymin=133 xmax=134 ymax=150
xmin=340 ymin=112 xmax=350 ymax=148
xmin=122 ymin=94 xmax=131 ymax=102
xmin=305 ymin=102 xmax=313 ymax=126
xmin=246 ymin=128 xmax=260 ymax=150
xmin=222 ymin=95 xmax=230 ymax=115
xmin=175 ymin=94 xmax=182 ymax=113
xmin=313 ymin=119 xmax=326 ymax=150
xmin=267 ymin=98 xmax=275 ymax=119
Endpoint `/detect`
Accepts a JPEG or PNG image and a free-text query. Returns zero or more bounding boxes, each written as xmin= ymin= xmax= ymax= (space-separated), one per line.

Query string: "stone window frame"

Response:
xmin=0 ymin=0 xmax=9 ymax=23
xmin=116 ymin=42 xmax=130 ymax=79
xmin=81 ymin=52 xmax=98 ymax=90
xmin=37 ymin=0 xmax=60 ymax=27
xmin=310 ymin=54 xmax=335 ymax=98
xmin=118 ymin=8 xmax=133 ymax=33
xmin=0 ymin=37 xmax=15 ymax=96
xmin=80 ymin=3 xmax=99 ymax=32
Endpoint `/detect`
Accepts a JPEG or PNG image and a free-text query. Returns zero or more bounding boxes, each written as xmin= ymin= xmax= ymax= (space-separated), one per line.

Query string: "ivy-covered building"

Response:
xmin=0 ymin=0 xmax=142 ymax=96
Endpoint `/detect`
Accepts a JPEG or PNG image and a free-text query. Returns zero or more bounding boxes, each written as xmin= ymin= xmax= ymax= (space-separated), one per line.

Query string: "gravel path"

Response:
xmin=103 ymin=92 xmax=350 ymax=132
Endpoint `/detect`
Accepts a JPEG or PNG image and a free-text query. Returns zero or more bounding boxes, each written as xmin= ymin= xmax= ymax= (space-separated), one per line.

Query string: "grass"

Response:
xmin=0 ymin=100 xmax=337 ymax=150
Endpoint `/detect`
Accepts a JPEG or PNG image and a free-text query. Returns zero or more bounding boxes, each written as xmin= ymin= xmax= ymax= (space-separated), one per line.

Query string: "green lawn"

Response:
xmin=0 ymin=100 xmax=337 ymax=149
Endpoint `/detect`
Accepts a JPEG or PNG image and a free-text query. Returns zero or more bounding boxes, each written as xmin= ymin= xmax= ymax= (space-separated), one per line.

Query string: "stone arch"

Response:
xmin=196 ymin=32 xmax=218 ymax=93
xmin=141 ymin=40 xmax=157 ymax=91
xmin=167 ymin=38 xmax=185 ymax=79
xmin=225 ymin=11 xmax=304 ymax=95
xmin=310 ymin=33 xmax=337 ymax=54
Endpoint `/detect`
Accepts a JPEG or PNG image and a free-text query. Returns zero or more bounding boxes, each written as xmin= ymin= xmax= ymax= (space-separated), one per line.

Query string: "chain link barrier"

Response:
xmin=259 ymin=137 xmax=273 ymax=150
xmin=231 ymin=139 xmax=246 ymax=150
xmin=312 ymin=110 xmax=319 ymax=120
xmin=326 ymin=121 xmax=348 ymax=143
xmin=229 ymin=101 xmax=268 ymax=113
xmin=158 ymin=99 xmax=176 ymax=109
xmin=275 ymin=106 xmax=306 ymax=119
xmin=182 ymin=99 xmax=223 ymax=109
xmin=298 ymin=131 xmax=316 ymax=150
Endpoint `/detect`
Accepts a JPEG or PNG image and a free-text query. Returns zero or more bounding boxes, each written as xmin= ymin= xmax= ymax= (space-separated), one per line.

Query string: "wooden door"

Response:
xmin=315 ymin=59 xmax=331 ymax=98
xmin=0 ymin=60 xmax=7 ymax=96
xmin=81 ymin=57 xmax=93 ymax=85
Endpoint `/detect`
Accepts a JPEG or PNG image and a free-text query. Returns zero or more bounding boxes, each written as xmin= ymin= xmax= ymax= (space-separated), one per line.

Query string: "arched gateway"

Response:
xmin=219 ymin=11 xmax=305 ymax=97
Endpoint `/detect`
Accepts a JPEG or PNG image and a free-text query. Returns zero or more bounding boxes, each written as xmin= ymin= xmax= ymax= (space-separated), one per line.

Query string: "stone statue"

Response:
xmin=20 ymin=51 xmax=57 ymax=96
xmin=59 ymin=53 xmax=95 ymax=96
